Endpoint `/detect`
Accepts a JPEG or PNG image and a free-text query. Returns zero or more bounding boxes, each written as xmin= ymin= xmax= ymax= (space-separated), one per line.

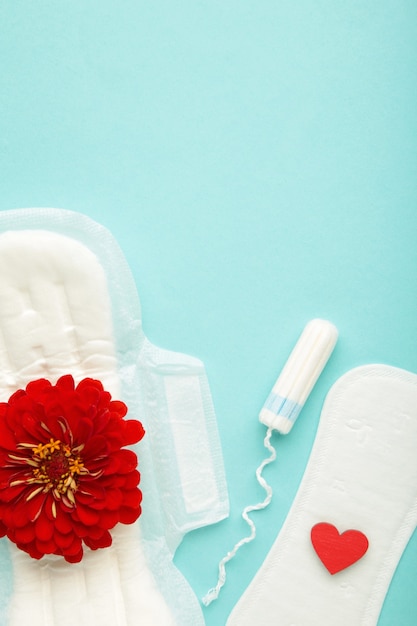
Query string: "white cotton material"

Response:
xmin=259 ymin=318 xmax=338 ymax=434
xmin=0 ymin=208 xmax=229 ymax=626
xmin=227 ymin=365 xmax=417 ymax=626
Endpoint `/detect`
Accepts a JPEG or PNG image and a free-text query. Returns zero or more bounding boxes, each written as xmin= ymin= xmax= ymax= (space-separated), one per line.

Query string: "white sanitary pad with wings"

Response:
xmin=0 ymin=208 xmax=229 ymax=626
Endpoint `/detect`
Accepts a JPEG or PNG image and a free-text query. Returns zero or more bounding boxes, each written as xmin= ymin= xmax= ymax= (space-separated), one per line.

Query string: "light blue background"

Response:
xmin=1 ymin=2 xmax=416 ymax=625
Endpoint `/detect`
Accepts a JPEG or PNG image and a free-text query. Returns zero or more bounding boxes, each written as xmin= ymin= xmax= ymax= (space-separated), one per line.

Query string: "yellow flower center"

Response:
xmin=11 ymin=438 xmax=88 ymax=511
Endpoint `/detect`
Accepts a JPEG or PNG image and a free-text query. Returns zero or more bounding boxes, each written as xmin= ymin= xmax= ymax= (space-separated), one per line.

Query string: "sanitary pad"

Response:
xmin=227 ymin=365 xmax=417 ymax=625
xmin=0 ymin=208 xmax=229 ymax=626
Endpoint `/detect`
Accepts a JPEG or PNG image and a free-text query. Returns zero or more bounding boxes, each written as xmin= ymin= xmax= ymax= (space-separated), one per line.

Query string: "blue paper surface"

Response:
xmin=0 ymin=2 xmax=416 ymax=624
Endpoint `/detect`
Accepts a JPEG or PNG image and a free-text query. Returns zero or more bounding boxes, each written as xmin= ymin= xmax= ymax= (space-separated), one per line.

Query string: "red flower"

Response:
xmin=0 ymin=375 xmax=145 ymax=563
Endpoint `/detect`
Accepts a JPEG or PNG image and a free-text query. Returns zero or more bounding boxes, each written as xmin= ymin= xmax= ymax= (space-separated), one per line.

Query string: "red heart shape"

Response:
xmin=311 ymin=522 xmax=369 ymax=575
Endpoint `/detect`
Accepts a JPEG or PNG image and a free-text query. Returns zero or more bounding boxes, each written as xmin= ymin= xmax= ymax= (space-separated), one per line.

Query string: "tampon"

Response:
xmin=259 ymin=319 xmax=338 ymax=434
xmin=203 ymin=319 xmax=338 ymax=606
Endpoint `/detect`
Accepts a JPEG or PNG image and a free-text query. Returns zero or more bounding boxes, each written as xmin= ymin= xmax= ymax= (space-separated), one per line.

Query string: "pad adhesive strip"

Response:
xmin=227 ymin=365 xmax=417 ymax=626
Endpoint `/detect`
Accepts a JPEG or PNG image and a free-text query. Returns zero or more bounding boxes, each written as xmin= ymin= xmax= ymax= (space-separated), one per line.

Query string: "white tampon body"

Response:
xmin=259 ymin=319 xmax=338 ymax=434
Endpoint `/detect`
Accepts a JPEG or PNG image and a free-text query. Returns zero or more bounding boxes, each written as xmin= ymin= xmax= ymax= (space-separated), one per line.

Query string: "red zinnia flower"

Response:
xmin=0 ymin=375 xmax=145 ymax=563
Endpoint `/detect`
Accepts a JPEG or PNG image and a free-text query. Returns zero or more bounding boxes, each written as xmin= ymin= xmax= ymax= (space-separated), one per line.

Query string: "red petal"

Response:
xmin=18 ymin=541 xmax=43 ymax=559
xmin=54 ymin=531 xmax=76 ymax=549
xmin=54 ymin=506 xmax=73 ymax=534
xmin=123 ymin=470 xmax=140 ymax=489
xmin=76 ymin=486 xmax=106 ymax=510
xmin=82 ymin=524 xmax=108 ymax=540
xmin=0 ymin=425 xmax=18 ymax=450
xmin=0 ymin=467 xmax=27 ymax=488
xmin=103 ymin=450 xmax=137 ymax=475
xmin=63 ymin=536 xmax=83 ymax=556
xmin=74 ymin=417 xmax=93 ymax=442
xmin=1 ymin=503 xmax=15 ymax=528
xmin=119 ymin=506 xmax=141 ymax=525
xmin=9 ymin=500 xmax=31 ymax=527
xmin=44 ymin=496 xmax=58 ymax=522
xmin=109 ymin=400 xmax=127 ymax=418
xmin=14 ymin=524 xmax=36 ymax=544
xmin=116 ymin=450 xmax=138 ymax=474
xmin=71 ymin=521 xmax=88 ymax=538
xmin=103 ymin=488 xmax=123 ymax=511
xmin=122 ymin=489 xmax=142 ymax=509
xmin=35 ymin=515 xmax=54 ymax=542
xmin=0 ymin=483 xmax=28 ymax=503
xmin=76 ymin=378 xmax=104 ymax=394
xmin=123 ymin=420 xmax=145 ymax=445
xmin=104 ymin=431 xmax=123 ymax=450
xmin=98 ymin=509 xmax=119 ymax=530
xmin=96 ymin=391 xmax=111 ymax=410
xmin=101 ymin=455 xmax=120 ymax=475
xmin=84 ymin=530 xmax=112 ymax=550
xmin=56 ymin=375 xmax=75 ymax=392
xmin=78 ymin=481 xmax=105 ymax=499
xmin=26 ymin=491 xmax=47 ymax=522
xmin=65 ymin=404 xmax=88 ymax=434
xmin=82 ymin=435 xmax=108 ymax=458
xmin=35 ymin=537 xmax=57 ymax=555
xmin=74 ymin=503 xmax=100 ymax=526
xmin=77 ymin=385 xmax=101 ymax=408
xmin=100 ymin=473 xmax=124 ymax=488
xmin=21 ymin=413 xmax=47 ymax=441
xmin=2 ymin=490 xmax=48 ymax=526
xmin=91 ymin=411 xmax=110 ymax=436
xmin=64 ymin=548 xmax=83 ymax=563
xmin=25 ymin=379 xmax=52 ymax=398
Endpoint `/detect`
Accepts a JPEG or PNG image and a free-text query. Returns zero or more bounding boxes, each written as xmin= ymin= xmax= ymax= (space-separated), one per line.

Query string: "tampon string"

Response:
xmin=202 ymin=427 xmax=276 ymax=607
xmin=202 ymin=319 xmax=338 ymax=605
